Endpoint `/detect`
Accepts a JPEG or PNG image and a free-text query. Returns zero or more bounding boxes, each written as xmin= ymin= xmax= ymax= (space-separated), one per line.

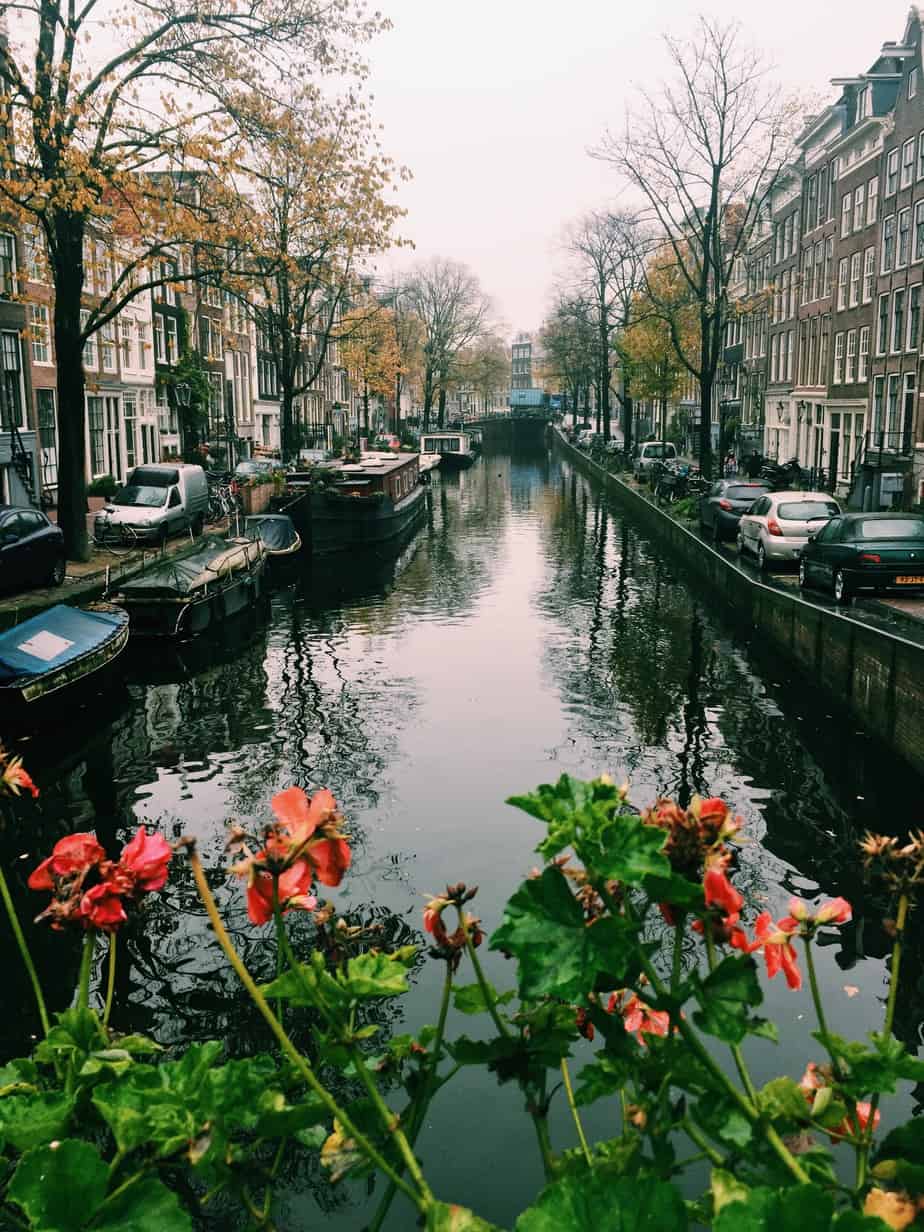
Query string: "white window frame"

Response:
xmin=29 ymin=303 xmax=51 ymax=364
xmin=882 ymin=214 xmax=896 ymax=272
xmin=853 ymin=184 xmax=865 ymax=232
xmin=891 ymin=287 xmax=906 ymax=353
xmin=863 ymin=246 xmax=876 ymax=302
xmin=833 ymin=331 xmax=845 ymax=384
xmin=908 ymin=284 xmax=922 ymax=352
xmin=886 ymin=148 xmax=899 ymax=196
xmin=867 ymin=175 xmax=879 ymax=225
xmin=841 ymin=192 xmax=852 ymax=238
xmin=910 ymin=67 xmax=919 ymax=100
xmin=877 ymin=293 xmax=890 ymax=355
xmin=898 ymin=208 xmax=912 ymax=268
xmin=845 ymin=329 xmax=857 ymax=383
xmin=858 ymin=325 xmax=870 ymax=381
xmin=836 ymin=256 xmax=849 ymax=310
xmin=849 ymin=251 xmax=861 ymax=307
xmin=902 ymin=138 xmax=916 ymax=190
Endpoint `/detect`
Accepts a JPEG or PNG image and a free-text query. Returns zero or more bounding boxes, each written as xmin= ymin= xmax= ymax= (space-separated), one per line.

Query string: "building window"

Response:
xmin=0 ymin=234 xmax=16 ymax=298
xmin=813 ymin=240 xmax=824 ymax=300
xmin=858 ymin=325 xmax=870 ymax=382
xmin=158 ymin=260 xmax=177 ymax=307
xmin=872 ymin=375 xmax=884 ymax=436
xmin=882 ymin=214 xmax=896 ymax=272
xmin=845 ymin=329 xmax=858 ymax=383
xmin=836 ymin=257 xmax=849 ymax=310
xmin=853 ymin=184 xmax=865 ymax=232
xmin=136 ymin=322 xmax=148 ymax=369
xmin=95 ymin=241 xmax=112 ymax=295
xmin=908 ymin=285 xmax=922 ymax=351
xmin=886 ymin=148 xmax=899 ymax=196
xmin=902 ymin=138 xmax=916 ymax=190
xmin=165 ymin=316 xmax=178 ymax=364
xmin=915 ymin=200 xmax=924 ymax=264
xmin=833 ymin=332 xmax=845 ymax=384
xmin=891 ymin=288 xmax=906 ymax=353
xmin=786 ymin=330 xmax=794 ymax=380
xmin=153 ymin=314 xmax=165 ymax=362
xmin=887 ymin=373 xmax=901 ymax=435
xmin=910 ymin=67 xmax=919 ymax=100
xmin=849 ymin=251 xmax=861 ymax=307
xmin=87 ymin=396 xmax=105 ymax=475
xmin=0 ymin=332 xmax=24 ymax=428
xmin=867 ymin=175 xmax=879 ymax=225
xmin=899 ymin=208 xmax=911 ymax=267
xmin=101 ymin=320 xmax=116 ymax=371
xmin=23 ymin=227 xmax=46 ymax=283
xmin=29 ymin=303 xmax=51 ymax=364
xmin=877 ymin=293 xmax=890 ymax=354
xmin=858 ymin=84 xmax=870 ymax=120
xmin=802 ymin=249 xmax=812 ymax=302
xmin=120 ymin=320 xmax=132 ymax=368
xmin=841 ymin=192 xmax=852 ymax=238
xmin=919 ymin=133 xmax=924 ymax=181
xmin=863 ymin=245 xmax=876 ymax=302
xmin=823 ymin=237 xmax=833 ymax=295
xmin=80 ymin=309 xmax=97 ymax=369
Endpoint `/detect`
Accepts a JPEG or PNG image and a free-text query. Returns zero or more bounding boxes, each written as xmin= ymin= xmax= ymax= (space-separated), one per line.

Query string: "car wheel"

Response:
xmin=833 ymin=568 xmax=850 ymax=604
xmin=757 ymin=543 xmax=767 ymax=572
xmin=799 ymin=558 xmax=809 ymax=589
xmin=47 ymin=555 xmax=65 ymax=587
xmin=158 ymin=525 xmax=168 ymax=550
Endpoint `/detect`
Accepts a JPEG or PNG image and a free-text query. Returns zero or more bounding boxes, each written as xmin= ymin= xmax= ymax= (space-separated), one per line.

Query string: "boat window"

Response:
xmin=113 ymin=484 xmax=169 ymax=508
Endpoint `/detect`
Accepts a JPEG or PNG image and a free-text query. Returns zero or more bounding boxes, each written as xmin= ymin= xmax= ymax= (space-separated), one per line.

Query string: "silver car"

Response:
xmin=737 ymin=490 xmax=841 ymax=571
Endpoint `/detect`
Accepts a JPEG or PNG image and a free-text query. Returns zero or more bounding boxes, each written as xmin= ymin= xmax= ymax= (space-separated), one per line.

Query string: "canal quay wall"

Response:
xmin=552 ymin=428 xmax=924 ymax=779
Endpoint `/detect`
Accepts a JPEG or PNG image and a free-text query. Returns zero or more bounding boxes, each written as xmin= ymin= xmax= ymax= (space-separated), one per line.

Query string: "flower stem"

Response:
xmin=0 ymin=863 xmax=49 ymax=1035
xmin=803 ymin=936 xmax=838 ymax=1071
xmin=77 ymin=929 xmax=96 ymax=1011
xmin=271 ymin=878 xmax=285 ymax=1028
xmin=102 ymin=932 xmax=117 ymax=1029
xmin=463 ymin=931 xmax=510 ymax=1040
xmin=704 ymin=933 xmax=758 ymax=1104
xmin=186 ymin=844 xmax=425 ymax=1211
xmin=350 ymin=1048 xmax=434 ymax=1204
xmin=681 ymin=1116 xmax=725 ymax=1167
xmin=857 ymin=891 xmax=909 ymax=1190
xmin=561 ymin=1058 xmax=592 ymax=1167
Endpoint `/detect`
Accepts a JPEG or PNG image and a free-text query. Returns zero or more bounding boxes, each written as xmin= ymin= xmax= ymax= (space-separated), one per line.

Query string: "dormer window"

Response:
xmin=857 ymin=85 xmax=870 ymax=120
xmin=909 ymin=67 xmax=919 ymax=100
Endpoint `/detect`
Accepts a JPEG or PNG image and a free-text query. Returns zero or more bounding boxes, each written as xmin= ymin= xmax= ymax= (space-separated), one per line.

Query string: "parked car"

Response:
xmin=93 ymin=463 xmax=209 ymax=546
xmin=737 ymin=491 xmax=841 ymax=571
xmin=635 ymin=441 xmax=677 ymax=482
xmin=0 ymin=505 xmax=65 ymax=591
xmin=798 ymin=511 xmax=924 ymax=603
xmin=234 ymin=458 xmax=277 ymax=481
xmin=699 ymin=479 xmax=771 ymax=543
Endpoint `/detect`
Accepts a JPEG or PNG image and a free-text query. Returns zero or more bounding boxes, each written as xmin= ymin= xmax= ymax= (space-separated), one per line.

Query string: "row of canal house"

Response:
xmin=0 ymin=207 xmax=351 ymax=511
xmin=728 ymin=8 xmax=924 ymax=509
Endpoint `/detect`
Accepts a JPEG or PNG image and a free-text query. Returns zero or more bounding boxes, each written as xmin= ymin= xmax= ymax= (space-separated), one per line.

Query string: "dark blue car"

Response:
xmin=798 ymin=512 xmax=924 ymax=603
xmin=0 ymin=505 xmax=66 ymax=592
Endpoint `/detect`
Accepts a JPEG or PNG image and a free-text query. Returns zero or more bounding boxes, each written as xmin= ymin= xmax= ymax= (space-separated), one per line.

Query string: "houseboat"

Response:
xmin=112 ymin=537 xmax=266 ymax=637
xmin=273 ymin=452 xmax=427 ymax=555
xmin=419 ymin=431 xmax=477 ymax=469
xmin=0 ymin=602 xmax=130 ymax=715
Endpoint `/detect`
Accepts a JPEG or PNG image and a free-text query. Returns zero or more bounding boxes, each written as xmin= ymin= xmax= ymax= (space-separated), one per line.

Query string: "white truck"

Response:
xmin=93 ymin=463 xmax=209 ymax=546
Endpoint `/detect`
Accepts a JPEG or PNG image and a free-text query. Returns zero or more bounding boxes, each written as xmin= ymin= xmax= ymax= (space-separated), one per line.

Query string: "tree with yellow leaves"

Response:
xmin=339 ymin=298 xmax=401 ymax=440
xmin=0 ymin=1 xmax=388 ymax=557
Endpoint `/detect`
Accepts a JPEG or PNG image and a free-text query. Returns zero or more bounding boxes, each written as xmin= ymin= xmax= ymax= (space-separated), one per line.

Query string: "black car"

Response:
xmin=0 ymin=505 xmax=66 ymax=592
xmin=699 ymin=480 xmax=771 ymax=543
xmin=798 ymin=511 xmax=924 ymax=603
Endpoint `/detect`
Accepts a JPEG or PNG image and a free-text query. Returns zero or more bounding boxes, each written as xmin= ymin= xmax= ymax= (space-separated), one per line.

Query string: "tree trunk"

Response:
xmin=362 ymin=382 xmax=369 ymax=436
xmin=437 ymin=386 xmax=446 ymax=429
xmin=280 ymin=385 xmax=295 ymax=463
xmin=51 ymin=211 xmax=89 ymax=561
xmin=699 ymin=368 xmax=713 ymax=480
xmin=423 ymin=366 xmax=433 ymax=432
xmin=599 ymin=316 xmax=611 ymax=443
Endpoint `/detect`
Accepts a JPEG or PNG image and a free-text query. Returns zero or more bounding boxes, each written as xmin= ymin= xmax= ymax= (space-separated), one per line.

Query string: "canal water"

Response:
xmin=2 ymin=438 xmax=923 ymax=1229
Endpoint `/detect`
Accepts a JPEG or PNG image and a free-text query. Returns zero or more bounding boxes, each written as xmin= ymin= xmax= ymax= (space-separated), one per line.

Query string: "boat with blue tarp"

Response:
xmin=243 ymin=514 xmax=302 ymax=558
xmin=0 ymin=602 xmax=130 ymax=710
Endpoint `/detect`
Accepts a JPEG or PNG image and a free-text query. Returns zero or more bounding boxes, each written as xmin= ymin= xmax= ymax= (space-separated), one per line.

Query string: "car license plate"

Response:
xmin=896 ymin=575 xmax=924 ymax=584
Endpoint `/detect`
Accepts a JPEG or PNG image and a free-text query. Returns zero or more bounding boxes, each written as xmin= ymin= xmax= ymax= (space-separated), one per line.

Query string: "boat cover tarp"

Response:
xmin=244 ymin=515 xmax=299 ymax=552
xmin=118 ymin=540 xmax=263 ymax=599
xmin=0 ymin=605 xmax=124 ymax=684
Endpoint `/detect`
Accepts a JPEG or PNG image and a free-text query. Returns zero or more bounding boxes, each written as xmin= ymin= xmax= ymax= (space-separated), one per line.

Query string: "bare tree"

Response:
xmin=564 ymin=210 xmax=648 ymax=448
xmin=539 ymin=297 xmax=596 ymax=429
xmin=404 ymin=258 xmax=491 ymax=431
xmin=595 ymin=16 xmax=796 ymax=477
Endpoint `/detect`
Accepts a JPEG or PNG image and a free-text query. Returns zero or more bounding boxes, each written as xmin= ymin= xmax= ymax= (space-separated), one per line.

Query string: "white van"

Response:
xmin=93 ymin=464 xmax=209 ymax=546
xmin=635 ymin=441 xmax=677 ymax=481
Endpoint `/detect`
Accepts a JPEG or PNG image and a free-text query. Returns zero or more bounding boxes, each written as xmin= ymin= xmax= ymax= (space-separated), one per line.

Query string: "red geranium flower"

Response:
xmin=3 ymin=758 xmax=39 ymax=799
xmin=80 ymin=881 xmax=128 ymax=931
xmin=118 ymin=826 xmax=172 ymax=892
xmin=608 ymin=992 xmax=671 ymax=1044
xmin=781 ymin=896 xmax=853 ymax=931
xmin=246 ymin=860 xmax=317 ymax=926
xmin=28 ymin=833 xmax=105 ymax=890
xmin=307 ymin=836 xmax=351 ymax=887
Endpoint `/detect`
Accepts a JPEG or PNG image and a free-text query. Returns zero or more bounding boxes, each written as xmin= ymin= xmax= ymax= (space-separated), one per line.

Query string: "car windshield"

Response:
xmin=855 ymin=518 xmax=924 ymax=540
xmin=643 ymin=444 xmax=672 ymax=458
xmin=113 ymin=485 xmax=167 ymax=508
xmin=727 ymin=485 xmax=769 ymax=501
xmin=236 ymin=461 xmax=270 ymax=476
xmin=778 ymin=501 xmax=840 ymax=520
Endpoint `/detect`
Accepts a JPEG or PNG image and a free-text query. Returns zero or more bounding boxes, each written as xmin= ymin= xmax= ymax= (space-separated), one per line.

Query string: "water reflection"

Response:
xmin=1 ymin=441 xmax=923 ymax=1227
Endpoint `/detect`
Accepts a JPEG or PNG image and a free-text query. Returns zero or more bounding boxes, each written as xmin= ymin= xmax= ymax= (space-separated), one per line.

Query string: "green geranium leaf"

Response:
xmin=295 ymin=1125 xmax=328 ymax=1150
xmin=584 ymin=813 xmax=672 ymax=888
xmin=515 ymin=1172 xmax=688 ymax=1230
xmin=261 ymin=951 xmax=347 ymax=1011
xmin=0 ymin=1057 xmax=39 ymax=1094
xmin=109 ymin=1034 xmax=163 ymax=1055
xmin=490 ymin=867 xmax=641 ymax=1003
xmin=255 ymin=1090 xmax=327 ymax=1138
xmin=694 ymin=1097 xmax=752 ymax=1149
xmin=757 ymin=1077 xmax=811 ymax=1125
xmin=91 ymin=1175 xmax=192 ymax=1232
xmin=453 ymin=982 xmax=515 ymax=1016
xmin=341 ymin=951 xmax=416 ymax=1000
xmin=817 ymin=1031 xmax=924 ymax=1099
xmin=711 ymin=1169 xmax=750 ymax=1216
xmin=426 ymin=1202 xmax=503 ymax=1231
xmin=34 ymin=1008 xmax=107 ymax=1066
xmin=0 ymin=1091 xmax=75 ymax=1151
xmin=874 ymin=1112 xmax=924 ymax=1163
xmin=8 ymin=1139 xmax=108 ymax=1232
xmin=714 ymin=1184 xmax=834 ymax=1232
xmin=831 ymin=1214 xmax=892 ymax=1231
xmin=573 ymin=1056 xmax=633 ymax=1107
xmin=691 ymin=954 xmax=762 ymax=1045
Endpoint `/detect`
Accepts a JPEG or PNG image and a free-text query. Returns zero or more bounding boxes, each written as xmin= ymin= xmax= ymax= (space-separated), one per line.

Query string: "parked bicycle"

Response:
xmin=205 ymin=472 xmax=238 ymax=524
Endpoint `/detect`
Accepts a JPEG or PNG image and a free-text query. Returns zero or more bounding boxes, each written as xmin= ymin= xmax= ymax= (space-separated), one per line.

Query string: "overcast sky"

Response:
xmin=366 ymin=1 xmax=908 ymax=340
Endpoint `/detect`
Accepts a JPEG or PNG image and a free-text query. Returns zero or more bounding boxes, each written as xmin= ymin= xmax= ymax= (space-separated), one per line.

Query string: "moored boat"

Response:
xmin=243 ymin=514 xmax=302 ymax=557
xmin=0 ymin=602 xmax=130 ymax=711
xmin=112 ymin=537 xmax=266 ymax=637
xmin=273 ymin=452 xmax=427 ymax=555
xmin=419 ymin=431 xmax=476 ymax=469
xmin=418 ymin=452 xmax=442 ymax=477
